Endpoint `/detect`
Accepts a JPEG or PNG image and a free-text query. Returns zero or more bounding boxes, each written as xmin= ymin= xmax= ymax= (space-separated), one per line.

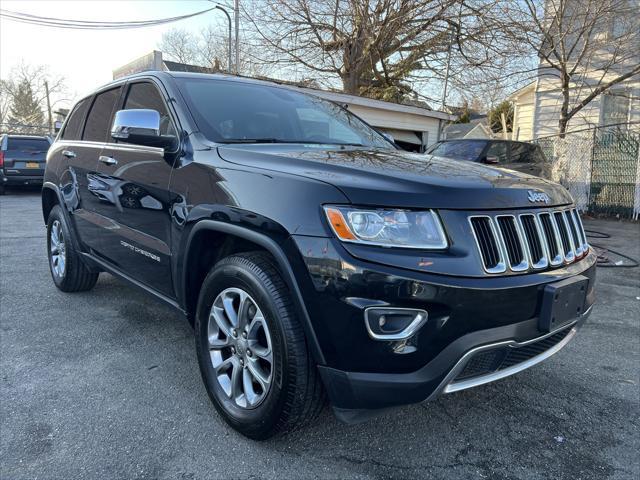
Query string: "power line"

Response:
xmin=0 ymin=7 xmax=215 ymax=30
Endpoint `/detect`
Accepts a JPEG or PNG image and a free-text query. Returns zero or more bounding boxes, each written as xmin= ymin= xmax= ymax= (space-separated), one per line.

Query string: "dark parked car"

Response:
xmin=42 ymin=72 xmax=595 ymax=439
xmin=0 ymin=134 xmax=52 ymax=194
xmin=426 ymin=138 xmax=551 ymax=178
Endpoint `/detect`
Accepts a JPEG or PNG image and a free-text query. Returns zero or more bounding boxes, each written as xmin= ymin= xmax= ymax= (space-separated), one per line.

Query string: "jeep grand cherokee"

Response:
xmin=42 ymin=72 xmax=595 ymax=439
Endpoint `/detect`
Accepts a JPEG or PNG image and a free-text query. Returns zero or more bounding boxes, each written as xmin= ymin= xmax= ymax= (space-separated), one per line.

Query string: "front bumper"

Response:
xmin=286 ymin=235 xmax=596 ymax=420
xmin=320 ymin=309 xmax=590 ymax=423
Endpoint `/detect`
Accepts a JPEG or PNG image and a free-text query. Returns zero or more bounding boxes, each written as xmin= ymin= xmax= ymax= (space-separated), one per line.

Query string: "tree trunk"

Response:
xmin=341 ymin=70 xmax=360 ymax=95
xmin=558 ymin=72 xmax=570 ymax=138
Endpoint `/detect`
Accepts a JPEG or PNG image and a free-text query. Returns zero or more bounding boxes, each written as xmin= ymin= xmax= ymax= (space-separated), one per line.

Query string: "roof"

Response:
xmin=508 ymin=81 xmax=536 ymax=100
xmin=443 ymin=119 xmax=492 ymax=139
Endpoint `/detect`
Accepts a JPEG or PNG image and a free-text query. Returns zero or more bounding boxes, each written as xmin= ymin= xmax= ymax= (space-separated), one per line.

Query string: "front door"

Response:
xmin=92 ymin=81 xmax=177 ymax=297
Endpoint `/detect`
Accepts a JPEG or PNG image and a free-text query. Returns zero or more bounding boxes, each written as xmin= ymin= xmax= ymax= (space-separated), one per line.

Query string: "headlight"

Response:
xmin=323 ymin=206 xmax=447 ymax=249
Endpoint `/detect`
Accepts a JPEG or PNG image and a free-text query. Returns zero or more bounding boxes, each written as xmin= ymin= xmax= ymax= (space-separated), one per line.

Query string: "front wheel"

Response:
xmin=195 ymin=252 xmax=324 ymax=439
xmin=47 ymin=205 xmax=99 ymax=292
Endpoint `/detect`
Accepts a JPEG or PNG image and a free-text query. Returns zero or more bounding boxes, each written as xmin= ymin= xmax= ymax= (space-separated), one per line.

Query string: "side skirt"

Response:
xmin=80 ymin=252 xmax=185 ymax=316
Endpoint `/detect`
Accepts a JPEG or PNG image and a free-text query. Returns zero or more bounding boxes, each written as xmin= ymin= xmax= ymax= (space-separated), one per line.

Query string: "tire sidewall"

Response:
xmin=195 ymin=259 xmax=290 ymax=437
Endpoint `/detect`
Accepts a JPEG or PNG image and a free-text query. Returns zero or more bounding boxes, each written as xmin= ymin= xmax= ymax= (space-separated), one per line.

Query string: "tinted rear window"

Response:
xmin=62 ymin=97 xmax=90 ymax=141
xmin=7 ymin=138 xmax=50 ymax=152
xmin=428 ymin=140 xmax=487 ymax=161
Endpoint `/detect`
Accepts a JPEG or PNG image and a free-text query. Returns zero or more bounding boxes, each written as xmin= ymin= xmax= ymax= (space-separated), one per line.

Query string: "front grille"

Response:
xmin=453 ymin=327 xmax=572 ymax=383
xmin=469 ymin=207 xmax=588 ymax=274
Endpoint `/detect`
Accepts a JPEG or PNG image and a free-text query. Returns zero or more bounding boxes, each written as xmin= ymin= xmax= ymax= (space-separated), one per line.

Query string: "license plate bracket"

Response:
xmin=539 ymin=275 xmax=589 ymax=333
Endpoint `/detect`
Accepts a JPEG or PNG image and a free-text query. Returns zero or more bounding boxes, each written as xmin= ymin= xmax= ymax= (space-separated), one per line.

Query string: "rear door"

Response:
xmin=61 ymin=86 xmax=123 ymax=254
xmin=2 ymin=136 xmax=51 ymax=178
xmin=92 ymin=80 xmax=177 ymax=296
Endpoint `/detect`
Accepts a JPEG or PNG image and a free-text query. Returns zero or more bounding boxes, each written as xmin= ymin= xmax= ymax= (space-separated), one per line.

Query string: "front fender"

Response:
xmin=180 ymin=219 xmax=327 ymax=365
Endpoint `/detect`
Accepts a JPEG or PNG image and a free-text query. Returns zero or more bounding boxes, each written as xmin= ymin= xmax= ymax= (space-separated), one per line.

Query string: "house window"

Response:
xmin=601 ymin=91 xmax=630 ymax=129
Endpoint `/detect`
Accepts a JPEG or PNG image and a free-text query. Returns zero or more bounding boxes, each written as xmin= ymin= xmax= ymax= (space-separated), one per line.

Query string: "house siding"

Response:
xmin=512 ymin=87 xmax=535 ymax=141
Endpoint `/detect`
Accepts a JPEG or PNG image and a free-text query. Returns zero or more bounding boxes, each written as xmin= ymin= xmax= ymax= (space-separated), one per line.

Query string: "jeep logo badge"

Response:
xmin=527 ymin=190 xmax=550 ymax=204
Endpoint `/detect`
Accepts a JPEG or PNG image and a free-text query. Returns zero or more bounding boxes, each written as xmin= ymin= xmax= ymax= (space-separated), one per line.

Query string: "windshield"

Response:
xmin=175 ymin=77 xmax=392 ymax=148
xmin=428 ymin=140 xmax=487 ymax=161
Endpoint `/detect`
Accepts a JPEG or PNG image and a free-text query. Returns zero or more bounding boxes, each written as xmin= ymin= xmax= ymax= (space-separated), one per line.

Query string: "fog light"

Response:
xmin=364 ymin=307 xmax=428 ymax=341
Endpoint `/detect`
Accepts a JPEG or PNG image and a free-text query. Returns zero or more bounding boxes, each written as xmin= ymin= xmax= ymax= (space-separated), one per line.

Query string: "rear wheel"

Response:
xmin=47 ymin=205 xmax=99 ymax=292
xmin=195 ymin=252 xmax=325 ymax=439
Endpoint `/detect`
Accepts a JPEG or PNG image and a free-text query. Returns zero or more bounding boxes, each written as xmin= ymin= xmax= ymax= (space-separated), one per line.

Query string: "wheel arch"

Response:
xmin=181 ymin=220 xmax=326 ymax=365
xmin=42 ymin=182 xmax=60 ymax=224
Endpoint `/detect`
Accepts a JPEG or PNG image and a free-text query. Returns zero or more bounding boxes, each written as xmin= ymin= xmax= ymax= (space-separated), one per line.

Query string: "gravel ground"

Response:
xmin=1 ymin=189 xmax=639 ymax=480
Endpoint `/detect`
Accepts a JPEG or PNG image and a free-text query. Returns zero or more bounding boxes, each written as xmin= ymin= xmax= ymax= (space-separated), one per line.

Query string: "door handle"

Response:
xmin=62 ymin=150 xmax=76 ymax=158
xmin=99 ymin=155 xmax=117 ymax=166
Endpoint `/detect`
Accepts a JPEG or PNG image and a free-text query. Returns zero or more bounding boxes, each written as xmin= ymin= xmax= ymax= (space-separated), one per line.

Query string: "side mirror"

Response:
xmin=111 ymin=109 xmax=177 ymax=150
xmin=484 ymin=155 xmax=500 ymax=164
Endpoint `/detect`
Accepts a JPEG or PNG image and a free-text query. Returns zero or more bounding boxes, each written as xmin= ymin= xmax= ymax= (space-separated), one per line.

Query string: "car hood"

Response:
xmin=217 ymin=145 xmax=573 ymax=209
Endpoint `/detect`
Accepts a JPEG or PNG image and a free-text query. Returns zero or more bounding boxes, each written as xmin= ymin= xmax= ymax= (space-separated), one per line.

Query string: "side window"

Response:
xmin=61 ymin=97 xmax=90 ymax=141
xmin=485 ymin=142 xmax=508 ymax=163
xmin=509 ymin=143 xmax=532 ymax=163
xmin=123 ymin=82 xmax=176 ymax=137
xmin=83 ymin=87 xmax=121 ymax=142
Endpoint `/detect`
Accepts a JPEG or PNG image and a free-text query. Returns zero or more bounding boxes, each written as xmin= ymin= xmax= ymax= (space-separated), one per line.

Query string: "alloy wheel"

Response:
xmin=50 ymin=220 xmax=66 ymax=278
xmin=208 ymin=287 xmax=273 ymax=409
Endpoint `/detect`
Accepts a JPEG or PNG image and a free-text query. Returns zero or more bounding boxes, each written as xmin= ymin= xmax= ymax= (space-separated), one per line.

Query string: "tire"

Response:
xmin=195 ymin=252 xmax=325 ymax=439
xmin=46 ymin=205 xmax=99 ymax=292
xmin=0 ymin=184 xmax=5 ymax=195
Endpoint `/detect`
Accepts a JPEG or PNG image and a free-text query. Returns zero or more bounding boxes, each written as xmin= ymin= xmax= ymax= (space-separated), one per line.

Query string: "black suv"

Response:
xmin=1 ymin=134 xmax=52 ymax=194
xmin=426 ymin=138 xmax=551 ymax=179
xmin=42 ymin=72 xmax=595 ymax=439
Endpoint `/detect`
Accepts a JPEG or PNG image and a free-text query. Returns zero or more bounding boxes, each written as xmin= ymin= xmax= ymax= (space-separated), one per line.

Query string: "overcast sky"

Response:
xmin=1 ymin=0 xmax=230 ymax=107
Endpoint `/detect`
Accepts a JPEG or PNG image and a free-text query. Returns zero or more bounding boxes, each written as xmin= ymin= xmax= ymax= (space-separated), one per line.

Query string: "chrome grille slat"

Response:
xmin=469 ymin=207 xmax=588 ymax=275
xmin=571 ymin=209 xmax=589 ymax=254
xmin=553 ymin=211 xmax=575 ymax=262
xmin=518 ymin=214 xmax=548 ymax=269
xmin=564 ymin=210 xmax=583 ymax=257
xmin=537 ymin=212 xmax=563 ymax=266
xmin=496 ymin=216 xmax=528 ymax=271
xmin=469 ymin=216 xmax=506 ymax=273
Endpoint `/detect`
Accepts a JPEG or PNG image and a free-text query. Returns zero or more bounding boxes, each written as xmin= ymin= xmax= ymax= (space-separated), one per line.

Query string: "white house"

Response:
xmin=510 ymin=2 xmax=640 ymax=140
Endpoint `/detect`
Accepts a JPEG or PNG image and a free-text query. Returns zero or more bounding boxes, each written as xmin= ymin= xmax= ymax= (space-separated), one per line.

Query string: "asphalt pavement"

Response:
xmin=1 ymin=189 xmax=639 ymax=480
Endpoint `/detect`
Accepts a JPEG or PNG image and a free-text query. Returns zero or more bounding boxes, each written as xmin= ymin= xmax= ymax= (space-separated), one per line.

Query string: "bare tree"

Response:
xmin=0 ymin=80 xmax=11 ymax=127
xmin=242 ymin=0 xmax=524 ymax=103
xmin=1 ymin=62 xmax=68 ymax=134
xmin=159 ymin=28 xmax=200 ymax=65
xmin=159 ymin=27 xmax=270 ymax=77
xmin=506 ymin=0 xmax=640 ymax=135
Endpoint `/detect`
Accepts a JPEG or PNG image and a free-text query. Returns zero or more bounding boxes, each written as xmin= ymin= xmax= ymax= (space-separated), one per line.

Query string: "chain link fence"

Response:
xmin=536 ymin=127 xmax=640 ymax=220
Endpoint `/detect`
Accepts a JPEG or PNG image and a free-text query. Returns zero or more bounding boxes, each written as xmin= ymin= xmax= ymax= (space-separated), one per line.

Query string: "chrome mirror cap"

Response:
xmin=111 ymin=109 xmax=161 ymax=140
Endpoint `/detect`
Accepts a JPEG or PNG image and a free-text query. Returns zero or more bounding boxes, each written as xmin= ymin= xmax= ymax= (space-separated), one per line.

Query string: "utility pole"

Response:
xmin=234 ymin=0 xmax=240 ymax=74
xmin=44 ymin=80 xmax=53 ymax=135
xmin=209 ymin=2 xmax=232 ymax=74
